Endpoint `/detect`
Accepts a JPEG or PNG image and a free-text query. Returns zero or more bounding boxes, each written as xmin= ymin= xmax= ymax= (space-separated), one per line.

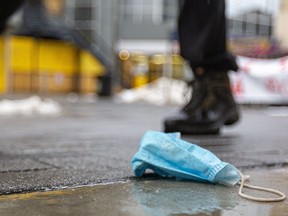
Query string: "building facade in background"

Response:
xmin=3 ymin=0 xmax=288 ymax=92
xmin=275 ymin=0 xmax=288 ymax=49
xmin=9 ymin=0 xmax=288 ymax=64
xmin=116 ymin=0 xmax=177 ymax=53
xmin=228 ymin=10 xmax=273 ymax=38
xmin=64 ymin=0 xmax=178 ymax=55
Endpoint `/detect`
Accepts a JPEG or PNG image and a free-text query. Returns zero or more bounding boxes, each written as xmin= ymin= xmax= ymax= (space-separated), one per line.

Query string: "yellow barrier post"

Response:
xmin=0 ymin=37 xmax=5 ymax=94
xmin=11 ymin=36 xmax=38 ymax=92
xmin=38 ymin=39 xmax=79 ymax=93
xmin=79 ymin=50 xmax=105 ymax=94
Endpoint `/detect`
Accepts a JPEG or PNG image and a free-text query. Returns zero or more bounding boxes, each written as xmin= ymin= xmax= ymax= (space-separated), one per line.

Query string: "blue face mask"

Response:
xmin=131 ymin=131 xmax=240 ymax=186
xmin=131 ymin=131 xmax=286 ymax=202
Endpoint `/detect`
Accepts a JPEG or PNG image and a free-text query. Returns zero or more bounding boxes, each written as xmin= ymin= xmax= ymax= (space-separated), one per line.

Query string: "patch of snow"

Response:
xmin=0 ymin=96 xmax=62 ymax=116
xmin=114 ymin=77 xmax=191 ymax=106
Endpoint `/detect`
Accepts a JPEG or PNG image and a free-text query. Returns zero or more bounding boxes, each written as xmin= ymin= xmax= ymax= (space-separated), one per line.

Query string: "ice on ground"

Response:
xmin=114 ymin=77 xmax=191 ymax=106
xmin=0 ymin=96 xmax=62 ymax=116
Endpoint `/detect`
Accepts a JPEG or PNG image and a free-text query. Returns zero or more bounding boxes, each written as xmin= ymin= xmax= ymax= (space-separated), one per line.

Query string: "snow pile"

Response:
xmin=0 ymin=96 xmax=62 ymax=116
xmin=114 ymin=77 xmax=191 ymax=106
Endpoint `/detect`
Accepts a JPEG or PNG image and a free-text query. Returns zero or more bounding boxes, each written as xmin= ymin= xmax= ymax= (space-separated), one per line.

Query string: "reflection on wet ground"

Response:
xmin=0 ymin=169 xmax=287 ymax=216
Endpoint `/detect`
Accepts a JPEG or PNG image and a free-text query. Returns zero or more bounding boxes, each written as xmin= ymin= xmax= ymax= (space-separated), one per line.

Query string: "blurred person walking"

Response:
xmin=164 ymin=0 xmax=240 ymax=134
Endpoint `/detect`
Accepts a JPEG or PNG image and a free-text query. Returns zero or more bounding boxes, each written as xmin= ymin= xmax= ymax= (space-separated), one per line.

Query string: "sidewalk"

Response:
xmin=0 ymin=168 xmax=287 ymax=216
xmin=0 ymin=97 xmax=287 ymax=215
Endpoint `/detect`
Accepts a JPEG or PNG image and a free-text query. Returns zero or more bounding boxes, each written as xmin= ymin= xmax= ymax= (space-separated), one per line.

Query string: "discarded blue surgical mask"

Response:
xmin=131 ymin=130 xmax=240 ymax=186
xmin=131 ymin=131 xmax=286 ymax=202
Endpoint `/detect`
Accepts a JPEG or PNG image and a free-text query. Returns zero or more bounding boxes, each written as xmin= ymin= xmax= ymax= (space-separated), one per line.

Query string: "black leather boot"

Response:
xmin=164 ymin=67 xmax=239 ymax=134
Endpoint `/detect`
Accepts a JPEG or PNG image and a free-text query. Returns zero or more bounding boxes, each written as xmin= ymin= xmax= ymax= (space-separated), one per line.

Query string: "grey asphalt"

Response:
xmin=0 ymin=96 xmax=288 ymax=196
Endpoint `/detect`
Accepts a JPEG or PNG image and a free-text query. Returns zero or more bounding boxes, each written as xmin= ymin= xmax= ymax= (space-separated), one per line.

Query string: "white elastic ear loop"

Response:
xmin=238 ymin=172 xmax=286 ymax=202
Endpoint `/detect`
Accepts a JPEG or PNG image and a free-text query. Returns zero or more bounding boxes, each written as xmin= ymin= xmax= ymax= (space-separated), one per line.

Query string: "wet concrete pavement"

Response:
xmin=0 ymin=168 xmax=287 ymax=216
xmin=0 ymin=96 xmax=287 ymax=215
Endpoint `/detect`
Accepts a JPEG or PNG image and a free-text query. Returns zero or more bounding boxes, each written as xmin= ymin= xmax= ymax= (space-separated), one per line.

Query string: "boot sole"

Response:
xmin=164 ymin=126 xmax=220 ymax=135
xmin=164 ymin=122 xmax=220 ymax=135
xmin=164 ymin=108 xmax=239 ymax=135
xmin=224 ymin=112 xmax=240 ymax=126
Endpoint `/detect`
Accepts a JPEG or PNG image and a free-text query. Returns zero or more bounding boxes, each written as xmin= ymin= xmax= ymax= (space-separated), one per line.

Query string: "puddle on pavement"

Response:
xmin=0 ymin=169 xmax=287 ymax=216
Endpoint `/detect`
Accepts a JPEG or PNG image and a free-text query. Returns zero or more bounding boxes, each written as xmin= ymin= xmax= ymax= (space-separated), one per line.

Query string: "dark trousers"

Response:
xmin=178 ymin=0 xmax=238 ymax=71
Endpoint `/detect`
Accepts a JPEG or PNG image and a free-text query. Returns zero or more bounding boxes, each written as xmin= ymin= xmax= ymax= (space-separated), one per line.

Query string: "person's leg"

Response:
xmin=178 ymin=0 xmax=238 ymax=71
xmin=164 ymin=0 xmax=239 ymax=134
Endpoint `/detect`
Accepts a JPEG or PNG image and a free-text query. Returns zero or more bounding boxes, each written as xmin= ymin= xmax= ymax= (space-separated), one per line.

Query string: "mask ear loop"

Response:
xmin=238 ymin=172 xmax=286 ymax=202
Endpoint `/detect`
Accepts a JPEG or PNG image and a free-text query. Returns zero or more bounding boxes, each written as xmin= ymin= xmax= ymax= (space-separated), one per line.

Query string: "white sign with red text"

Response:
xmin=229 ymin=56 xmax=288 ymax=104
